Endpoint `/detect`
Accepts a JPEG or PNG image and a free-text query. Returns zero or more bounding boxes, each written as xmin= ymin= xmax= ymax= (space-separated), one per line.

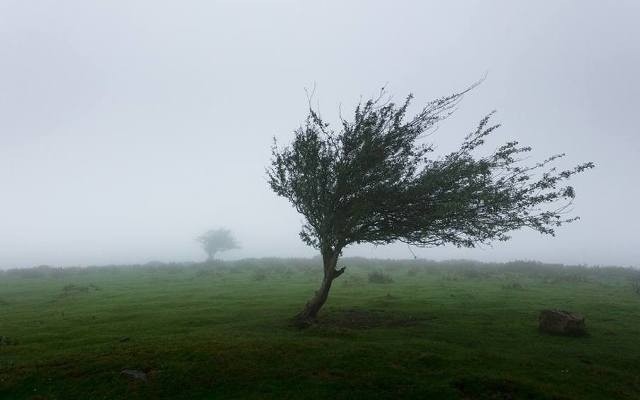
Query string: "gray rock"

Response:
xmin=121 ymin=369 xmax=147 ymax=382
xmin=0 ymin=336 xmax=15 ymax=346
xmin=539 ymin=309 xmax=586 ymax=336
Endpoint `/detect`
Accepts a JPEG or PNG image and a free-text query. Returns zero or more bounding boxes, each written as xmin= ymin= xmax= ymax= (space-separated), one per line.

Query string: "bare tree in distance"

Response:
xmin=196 ymin=228 xmax=240 ymax=261
xmin=267 ymin=83 xmax=594 ymax=326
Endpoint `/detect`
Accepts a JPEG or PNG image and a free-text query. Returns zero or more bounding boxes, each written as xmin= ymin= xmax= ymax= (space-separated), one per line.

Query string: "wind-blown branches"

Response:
xmin=267 ymin=85 xmax=593 ymax=323
xmin=268 ymin=88 xmax=593 ymax=254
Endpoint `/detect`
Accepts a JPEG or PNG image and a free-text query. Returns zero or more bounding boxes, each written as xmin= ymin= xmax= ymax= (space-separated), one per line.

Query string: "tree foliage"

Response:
xmin=196 ymin=228 xmax=240 ymax=261
xmin=269 ymin=87 xmax=593 ymax=253
xmin=267 ymin=85 xmax=594 ymax=322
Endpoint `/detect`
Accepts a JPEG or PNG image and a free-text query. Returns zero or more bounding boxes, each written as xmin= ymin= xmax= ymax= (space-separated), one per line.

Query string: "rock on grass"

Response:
xmin=539 ymin=309 xmax=587 ymax=336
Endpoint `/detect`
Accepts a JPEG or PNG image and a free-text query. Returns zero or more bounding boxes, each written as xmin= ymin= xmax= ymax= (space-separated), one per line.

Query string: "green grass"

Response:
xmin=1 ymin=259 xmax=639 ymax=399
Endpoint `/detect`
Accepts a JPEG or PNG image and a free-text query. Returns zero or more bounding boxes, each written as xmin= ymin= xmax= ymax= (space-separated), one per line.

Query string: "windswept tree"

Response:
xmin=267 ymin=85 xmax=594 ymax=325
xmin=196 ymin=228 xmax=240 ymax=261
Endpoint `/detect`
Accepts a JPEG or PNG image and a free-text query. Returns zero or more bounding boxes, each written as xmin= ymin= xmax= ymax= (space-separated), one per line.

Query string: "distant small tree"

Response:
xmin=268 ymin=84 xmax=594 ymax=325
xmin=196 ymin=228 xmax=240 ymax=261
xmin=632 ymin=276 xmax=640 ymax=296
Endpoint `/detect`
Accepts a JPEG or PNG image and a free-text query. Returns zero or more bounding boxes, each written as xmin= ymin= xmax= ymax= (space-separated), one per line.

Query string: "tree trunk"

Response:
xmin=293 ymin=250 xmax=345 ymax=327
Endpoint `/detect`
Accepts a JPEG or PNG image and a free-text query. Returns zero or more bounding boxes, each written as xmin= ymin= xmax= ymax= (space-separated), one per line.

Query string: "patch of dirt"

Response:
xmin=317 ymin=308 xmax=426 ymax=329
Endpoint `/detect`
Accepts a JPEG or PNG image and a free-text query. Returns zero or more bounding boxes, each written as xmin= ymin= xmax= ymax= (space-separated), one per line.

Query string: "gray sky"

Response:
xmin=1 ymin=1 xmax=638 ymax=268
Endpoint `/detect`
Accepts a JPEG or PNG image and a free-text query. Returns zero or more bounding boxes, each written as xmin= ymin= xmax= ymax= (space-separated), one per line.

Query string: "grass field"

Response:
xmin=1 ymin=258 xmax=639 ymax=399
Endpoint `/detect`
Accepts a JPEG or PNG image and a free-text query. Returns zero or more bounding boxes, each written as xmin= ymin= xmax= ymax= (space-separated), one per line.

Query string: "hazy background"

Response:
xmin=1 ymin=1 xmax=638 ymax=269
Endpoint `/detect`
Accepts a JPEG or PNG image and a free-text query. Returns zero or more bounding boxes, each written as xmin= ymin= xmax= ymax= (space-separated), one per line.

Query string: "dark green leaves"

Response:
xmin=267 ymin=87 xmax=594 ymax=254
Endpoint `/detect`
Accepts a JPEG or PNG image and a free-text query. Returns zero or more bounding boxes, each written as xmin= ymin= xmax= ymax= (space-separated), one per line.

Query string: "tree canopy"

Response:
xmin=196 ymin=228 xmax=240 ymax=261
xmin=267 ymin=86 xmax=593 ymax=324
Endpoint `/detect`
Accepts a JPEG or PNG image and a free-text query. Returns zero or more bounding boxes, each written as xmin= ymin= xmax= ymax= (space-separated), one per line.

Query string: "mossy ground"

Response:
xmin=1 ymin=259 xmax=639 ymax=399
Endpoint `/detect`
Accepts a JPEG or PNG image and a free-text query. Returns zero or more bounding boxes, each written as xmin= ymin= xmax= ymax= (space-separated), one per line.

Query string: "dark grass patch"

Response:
xmin=317 ymin=308 xmax=424 ymax=329
xmin=252 ymin=270 xmax=268 ymax=281
xmin=383 ymin=292 xmax=399 ymax=300
xmin=341 ymin=274 xmax=366 ymax=287
xmin=59 ymin=283 xmax=100 ymax=298
xmin=416 ymin=352 xmax=446 ymax=370
xmin=452 ymin=376 xmax=556 ymax=400
xmin=542 ymin=273 xmax=590 ymax=284
xmin=194 ymin=268 xmax=222 ymax=278
xmin=458 ymin=269 xmax=492 ymax=280
xmin=502 ymin=281 xmax=525 ymax=290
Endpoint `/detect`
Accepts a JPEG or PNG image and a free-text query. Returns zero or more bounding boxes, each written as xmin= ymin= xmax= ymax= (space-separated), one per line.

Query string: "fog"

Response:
xmin=1 ymin=1 xmax=638 ymax=269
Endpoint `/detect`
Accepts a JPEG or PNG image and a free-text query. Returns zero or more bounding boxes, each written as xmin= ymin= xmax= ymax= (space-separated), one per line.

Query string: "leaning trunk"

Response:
xmin=294 ymin=250 xmax=344 ymax=326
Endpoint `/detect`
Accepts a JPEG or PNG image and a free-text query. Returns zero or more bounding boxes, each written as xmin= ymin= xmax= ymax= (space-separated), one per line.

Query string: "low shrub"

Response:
xmin=632 ymin=278 xmax=640 ymax=296
xmin=368 ymin=271 xmax=393 ymax=284
xmin=252 ymin=270 xmax=268 ymax=281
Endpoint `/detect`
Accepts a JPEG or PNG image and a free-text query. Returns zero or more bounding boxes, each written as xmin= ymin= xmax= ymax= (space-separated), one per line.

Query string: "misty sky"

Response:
xmin=1 ymin=1 xmax=638 ymax=268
